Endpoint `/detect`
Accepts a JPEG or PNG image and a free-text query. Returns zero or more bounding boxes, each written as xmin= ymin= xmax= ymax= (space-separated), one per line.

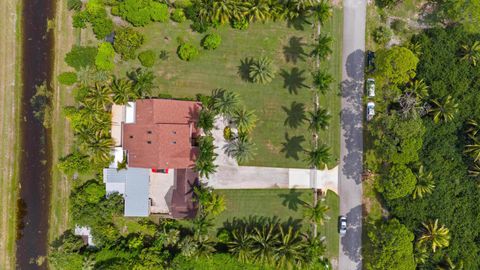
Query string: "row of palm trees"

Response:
xmin=194 ymin=0 xmax=331 ymax=25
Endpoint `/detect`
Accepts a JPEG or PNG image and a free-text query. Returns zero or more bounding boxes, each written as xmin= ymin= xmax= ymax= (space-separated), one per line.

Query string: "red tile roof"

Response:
xmin=123 ymin=99 xmax=201 ymax=169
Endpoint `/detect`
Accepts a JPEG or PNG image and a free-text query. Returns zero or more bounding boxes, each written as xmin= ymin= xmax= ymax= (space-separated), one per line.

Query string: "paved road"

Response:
xmin=338 ymin=0 xmax=366 ymax=269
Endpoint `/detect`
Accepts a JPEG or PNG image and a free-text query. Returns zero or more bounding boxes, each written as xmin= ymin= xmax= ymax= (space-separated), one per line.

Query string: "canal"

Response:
xmin=16 ymin=0 xmax=55 ymax=268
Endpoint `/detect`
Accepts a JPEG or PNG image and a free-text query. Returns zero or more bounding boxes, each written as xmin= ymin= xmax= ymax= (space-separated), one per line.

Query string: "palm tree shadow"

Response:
xmin=280 ymin=67 xmax=308 ymax=95
xmin=280 ymin=132 xmax=305 ymax=160
xmin=283 ymin=36 xmax=306 ymax=64
xmin=237 ymin=57 xmax=254 ymax=82
xmin=282 ymin=101 xmax=307 ymax=129
xmin=278 ymin=189 xmax=304 ymax=211
xmin=287 ymin=14 xmax=309 ymax=31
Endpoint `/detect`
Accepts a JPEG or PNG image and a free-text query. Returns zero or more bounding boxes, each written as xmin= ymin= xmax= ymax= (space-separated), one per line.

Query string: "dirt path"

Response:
xmin=0 ymin=0 xmax=20 ymax=269
xmin=48 ymin=0 xmax=76 ymax=246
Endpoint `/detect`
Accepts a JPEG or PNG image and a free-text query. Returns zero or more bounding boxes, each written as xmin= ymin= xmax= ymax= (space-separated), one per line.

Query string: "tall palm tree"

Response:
xmin=310 ymin=34 xmax=332 ymax=61
xmin=413 ymin=165 xmax=435 ymax=199
xmin=211 ymin=88 xmax=240 ymax=117
xmin=228 ymin=227 xmax=254 ymax=263
xmin=417 ymin=219 xmax=450 ymax=253
xmin=466 ymin=119 xmax=480 ymax=137
xmin=312 ymin=69 xmax=333 ymax=94
xmin=224 ymin=136 xmax=256 ymax=163
xmin=406 ymin=79 xmax=429 ymax=100
xmin=110 ymin=78 xmax=135 ymax=105
xmin=460 ymin=40 xmax=480 ymax=66
xmin=194 ymin=159 xmax=218 ymax=179
xmin=197 ymin=109 xmax=216 ymax=133
xmin=83 ymin=83 xmax=113 ymax=111
xmin=429 ymin=95 xmax=458 ymax=124
xmin=304 ymin=143 xmax=331 ymax=169
xmin=128 ymin=68 xmax=155 ymax=98
xmin=244 ymin=0 xmax=271 ymax=22
xmin=274 ymin=226 xmax=307 ymax=269
xmin=212 ymin=0 xmax=232 ymax=24
xmin=465 ymin=136 xmax=480 ymax=162
xmin=251 ymin=223 xmax=278 ymax=265
xmin=303 ymin=200 xmax=330 ymax=226
xmin=249 ymin=57 xmax=276 ymax=84
xmin=312 ymin=0 xmax=332 ymax=27
xmin=80 ymin=133 xmax=114 ymax=165
xmin=232 ymin=107 xmax=258 ymax=134
xmin=308 ymin=107 xmax=331 ymax=133
xmin=468 ymin=161 xmax=480 ymax=177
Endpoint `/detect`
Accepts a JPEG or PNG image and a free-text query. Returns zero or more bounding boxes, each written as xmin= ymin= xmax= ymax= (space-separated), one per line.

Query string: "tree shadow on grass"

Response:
xmin=280 ymin=67 xmax=308 ymax=95
xmin=283 ymin=36 xmax=306 ymax=64
xmin=282 ymin=101 xmax=307 ymax=129
xmin=287 ymin=14 xmax=310 ymax=31
xmin=237 ymin=57 xmax=254 ymax=82
xmin=280 ymin=132 xmax=305 ymax=161
xmin=278 ymin=189 xmax=305 ymax=212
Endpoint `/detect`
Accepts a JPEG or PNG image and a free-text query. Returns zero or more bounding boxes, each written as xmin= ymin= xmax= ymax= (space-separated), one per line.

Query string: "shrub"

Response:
xmin=150 ymin=2 xmax=169 ymax=22
xmin=58 ymin=152 xmax=91 ymax=175
xmin=232 ymin=18 xmax=249 ymax=30
xmin=191 ymin=21 xmax=209 ymax=33
xmin=202 ymin=33 xmax=221 ymax=50
xmin=113 ymin=27 xmax=144 ymax=60
xmin=67 ymin=0 xmax=82 ymax=11
xmin=65 ymin=46 xmax=98 ymax=70
xmin=138 ymin=50 xmax=156 ymax=67
xmin=174 ymin=0 xmax=193 ymax=8
xmin=177 ymin=43 xmax=199 ymax=61
xmin=171 ymin=8 xmax=187 ymax=23
xmin=72 ymin=11 xmax=88 ymax=28
xmin=95 ymin=42 xmax=115 ymax=71
xmin=223 ymin=126 xmax=232 ymax=141
xmin=117 ymin=0 xmax=168 ymax=26
xmin=373 ymin=26 xmax=392 ymax=45
xmin=58 ymin=72 xmax=78 ymax=86
xmin=376 ymin=0 xmax=400 ymax=8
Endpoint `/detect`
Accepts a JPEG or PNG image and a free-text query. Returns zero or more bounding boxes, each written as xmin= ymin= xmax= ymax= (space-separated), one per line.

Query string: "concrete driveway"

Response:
xmin=338 ymin=0 xmax=366 ymax=269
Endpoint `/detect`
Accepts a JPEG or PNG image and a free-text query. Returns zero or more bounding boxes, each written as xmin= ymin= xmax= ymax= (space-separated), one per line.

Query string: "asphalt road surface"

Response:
xmin=338 ymin=0 xmax=366 ymax=269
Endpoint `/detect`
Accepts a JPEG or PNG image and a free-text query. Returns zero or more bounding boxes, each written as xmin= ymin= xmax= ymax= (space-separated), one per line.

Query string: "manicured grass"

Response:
xmin=116 ymin=8 xmax=343 ymax=169
xmin=213 ymin=189 xmax=339 ymax=259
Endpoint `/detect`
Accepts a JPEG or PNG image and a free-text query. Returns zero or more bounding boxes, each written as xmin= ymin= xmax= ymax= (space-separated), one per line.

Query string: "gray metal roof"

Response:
xmin=103 ymin=168 xmax=127 ymax=183
xmin=124 ymin=168 xmax=150 ymax=217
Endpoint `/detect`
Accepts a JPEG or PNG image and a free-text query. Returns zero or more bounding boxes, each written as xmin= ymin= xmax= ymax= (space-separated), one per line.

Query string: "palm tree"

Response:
xmin=274 ymin=226 xmax=307 ymax=269
xmin=110 ymin=78 xmax=135 ymax=105
xmin=231 ymin=107 xmax=258 ymax=134
xmin=406 ymin=79 xmax=429 ymax=100
xmin=194 ymin=159 xmax=218 ymax=179
xmin=251 ymin=223 xmax=278 ymax=265
xmin=468 ymin=161 xmax=480 ymax=177
xmin=212 ymin=0 xmax=232 ymax=24
xmin=466 ymin=119 xmax=480 ymax=137
xmin=197 ymin=109 xmax=216 ymax=134
xmin=228 ymin=227 xmax=254 ymax=263
xmin=249 ymin=57 xmax=276 ymax=84
xmin=307 ymin=107 xmax=330 ymax=133
xmin=429 ymin=95 xmax=458 ymax=124
xmin=460 ymin=41 xmax=480 ymax=66
xmin=128 ymin=68 xmax=155 ymax=98
xmin=193 ymin=234 xmax=216 ymax=258
xmin=303 ymin=200 xmax=330 ymax=226
xmin=413 ymin=165 xmax=435 ymax=199
xmin=312 ymin=69 xmax=333 ymax=94
xmin=224 ymin=136 xmax=256 ymax=163
xmin=211 ymin=88 xmax=240 ymax=117
xmin=244 ymin=0 xmax=271 ymax=22
xmin=304 ymin=144 xmax=331 ymax=169
xmin=311 ymin=34 xmax=332 ymax=61
xmin=436 ymin=255 xmax=464 ymax=270
xmin=305 ymin=234 xmax=327 ymax=264
xmin=312 ymin=0 xmax=332 ymax=27
xmin=83 ymin=83 xmax=113 ymax=111
xmin=465 ymin=136 xmax=480 ymax=162
xmin=80 ymin=133 xmax=114 ymax=165
xmin=417 ymin=219 xmax=450 ymax=253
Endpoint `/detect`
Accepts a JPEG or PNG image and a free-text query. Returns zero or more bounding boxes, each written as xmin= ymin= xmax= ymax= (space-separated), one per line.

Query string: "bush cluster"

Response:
xmin=95 ymin=42 xmax=115 ymax=71
xmin=171 ymin=8 xmax=187 ymax=23
xmin=113 ymin=27 xmax=145 ymax=60
xmin=58 ymin=72 xmax=78 ymax=86
xmin=65 ymin=46 xmax=98 ymax=71
xmin=138 ymin=50 xmax=156 ymax=67
xmin=202 ymin=33 xmax=222 ymax=50
xmin=177 ymin=43 xmax=199 ymax=61
xmin=116 ymin=0 xmax=169 ymax=27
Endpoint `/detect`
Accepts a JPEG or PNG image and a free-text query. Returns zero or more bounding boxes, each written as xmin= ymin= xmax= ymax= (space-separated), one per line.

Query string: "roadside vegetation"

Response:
xmin=364 ymin=1 xmax=480 ymax=269
xmin=48 ymin=0 xmax=340 ymax=269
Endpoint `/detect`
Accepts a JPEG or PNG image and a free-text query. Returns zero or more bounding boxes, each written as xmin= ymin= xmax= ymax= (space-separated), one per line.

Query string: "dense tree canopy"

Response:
xmin=375 ymin=46 xmax=419 ymax=85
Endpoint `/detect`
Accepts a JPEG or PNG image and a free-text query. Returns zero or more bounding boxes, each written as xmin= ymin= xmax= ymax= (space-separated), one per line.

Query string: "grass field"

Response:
xmin=0 ymin=0 xmax=22 ymax=268
xmin=213 ymin=189 xmax=339 ymax=258
xmin=116 ymin=8 xmax=343 ymax=169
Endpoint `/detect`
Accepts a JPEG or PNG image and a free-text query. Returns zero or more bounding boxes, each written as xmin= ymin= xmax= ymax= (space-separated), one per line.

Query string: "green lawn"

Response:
xmin=213 ymin=189 xmax=339 ymax=258
xmin=116 ymin=8 xmax=343 ymax=168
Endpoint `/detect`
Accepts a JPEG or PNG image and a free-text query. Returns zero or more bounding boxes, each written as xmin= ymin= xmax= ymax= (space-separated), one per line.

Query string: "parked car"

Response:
xmin=339 ymin=216 xmax=347 ymax=235
xmin=366 ymin=78 xmax=375 ymax=97
xmin=367 ymin=102 xmax=375 ymax=121
xmin=366 ymin=50 xmax=375 ymax=71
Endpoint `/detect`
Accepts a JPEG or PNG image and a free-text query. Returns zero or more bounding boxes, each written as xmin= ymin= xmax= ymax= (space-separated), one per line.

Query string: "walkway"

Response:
xmin=339 ymin=0 xmax=366 ymax=269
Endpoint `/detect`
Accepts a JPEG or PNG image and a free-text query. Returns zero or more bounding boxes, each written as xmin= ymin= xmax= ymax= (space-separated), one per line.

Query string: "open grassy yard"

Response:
xmin=116 ymin=8 xmax=343 ymax=169
xmin=213 ymin=189 xmax=339 ymax=258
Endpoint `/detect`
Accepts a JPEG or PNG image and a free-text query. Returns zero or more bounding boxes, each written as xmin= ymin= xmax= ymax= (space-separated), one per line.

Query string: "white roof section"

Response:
xmin=106 ymin=182 xmax=125 ymax=195
xmin=124 ymin=168 xmax=150 ymax=217
xmin=74 ymin=226 xmax=95 ymax=246
xmin=125 ymin=102 xmax=136 ymax=124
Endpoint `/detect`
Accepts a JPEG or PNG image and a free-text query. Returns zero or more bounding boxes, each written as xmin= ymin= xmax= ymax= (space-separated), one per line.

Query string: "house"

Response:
xmin=103 ymin=99 xmax=201 ymax=218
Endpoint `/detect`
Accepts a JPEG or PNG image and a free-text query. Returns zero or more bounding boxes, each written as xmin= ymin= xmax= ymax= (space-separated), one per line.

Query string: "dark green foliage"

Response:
xmin=377 ymin=164 xmax=416 ymax=200
xmin=201 ymin=33 xmax=222 ymax=50
xmin=177 ymin=43 xmax=199 ymax=61
xmin=117 ymin=0 xmax=169 ymax=26
xmin=72 ymin=11 xmax=88 ymax=28
xmin=65 ymin=46 xmax=98 ymax=71
xmin=138 ymin=50 xmax=156 ymax=67
xmin=95 ymin=42 xmax=115 ymax=71
xmin=365 ymin=219 xmax=416 ymax=270
xmin=375 ymin=46 xmax=419 ymax=85
xmin=113 ymin=27 xmax=145 ymax=60
xmin=171 ymin=8 xmax=187 ymax=23
xmin=67 ymin=0 xmax=82 ymax=11
xmin=373 ymin=26 xmax=392 ymax=45
xmin=87 ymin=6 xmax=114 ymax=39
xmin=58 ymin=72 xmax=78 ymax=85
xmin=434 ymin=0 xmax=480 ymax=33
xmin=58 ymin=151 xmax=91 ymax=175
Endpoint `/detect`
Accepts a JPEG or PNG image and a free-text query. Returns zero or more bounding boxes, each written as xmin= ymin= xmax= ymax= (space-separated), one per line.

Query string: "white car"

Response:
xmin=366 ymin=78 xmax=375 ymax=97
xmin=339 ymin=216 xmax=347 ymax=235
xmin=367 ymin=102 xmax=375 ymax=121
